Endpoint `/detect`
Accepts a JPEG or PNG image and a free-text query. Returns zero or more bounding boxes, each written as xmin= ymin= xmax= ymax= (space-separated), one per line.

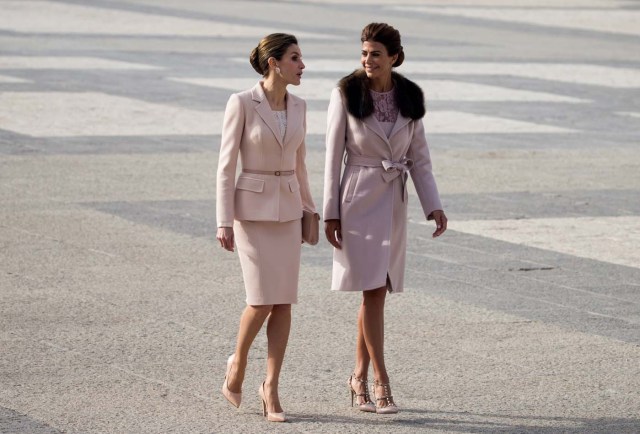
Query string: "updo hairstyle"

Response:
xmin=249 ymin=33 xmax=298 ymax=76
xmin=360 ymin=23 xmax=404 ymax=67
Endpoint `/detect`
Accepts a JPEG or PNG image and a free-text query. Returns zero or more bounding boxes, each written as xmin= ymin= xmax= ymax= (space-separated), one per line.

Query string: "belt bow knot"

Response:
xmin=345 ymin=154 xmax=414 ymax=201
xmin=381 ymin=157 xmax=414 ymax=201
xmin=381 ymin=157 xmax=414 ymax=177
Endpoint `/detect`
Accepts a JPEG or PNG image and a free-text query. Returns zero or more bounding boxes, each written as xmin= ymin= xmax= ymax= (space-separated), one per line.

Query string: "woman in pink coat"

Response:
xmin=323 ymin=23 xmax=447 ymax=414
xmin=217 ymin=33 xmax=315 ymax=422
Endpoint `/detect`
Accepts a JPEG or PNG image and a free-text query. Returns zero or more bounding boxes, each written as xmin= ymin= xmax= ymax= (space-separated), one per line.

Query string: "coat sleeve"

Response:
xmin=216 ymin=93 xmax=244 ymax=227
xmin=323 ymin=88 xmax=348 ymax=220
xmin=296 ymin=100 xmax=316 ymax=213
xmin=406 ymin=118 xmax=443 ymax=220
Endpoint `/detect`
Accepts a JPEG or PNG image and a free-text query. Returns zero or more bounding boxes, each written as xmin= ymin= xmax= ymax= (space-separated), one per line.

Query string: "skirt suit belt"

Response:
xmin=243 ymin=169 xmax=295 ymax=176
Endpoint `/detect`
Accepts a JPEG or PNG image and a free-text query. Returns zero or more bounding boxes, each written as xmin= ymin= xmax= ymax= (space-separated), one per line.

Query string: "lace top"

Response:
xmin=371 ymin=88 xmax=398 ymax=137
xmin=273 ymin=110 xmax=287 ymax=141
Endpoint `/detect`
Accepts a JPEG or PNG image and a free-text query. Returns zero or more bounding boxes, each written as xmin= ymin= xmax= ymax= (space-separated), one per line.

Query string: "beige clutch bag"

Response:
xmin=301 ymin=209 xmax=320 ymax=245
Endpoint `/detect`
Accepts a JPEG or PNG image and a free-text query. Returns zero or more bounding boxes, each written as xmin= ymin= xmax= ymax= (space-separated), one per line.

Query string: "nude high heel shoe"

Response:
xmin=259 ymin=381 xmax=286 ymax=422
xmin=221 ymin=354 xmax=241 ymax=408
xmin=371 ymin=380 xmax=399 ymax=414
xmin=348 ymin=374 xmax=376 ymax=413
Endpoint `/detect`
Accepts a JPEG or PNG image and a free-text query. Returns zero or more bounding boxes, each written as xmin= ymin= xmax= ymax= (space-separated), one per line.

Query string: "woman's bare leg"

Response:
xmin=226 ymin=304 xmax=273 ymax=393
xmin=263 ymin=304 xmax=292 ymax=413
xmin=361 ymin=285 xmax=396 ymax=405
xmin=361 ymin=286 xmax=388 ymax=383
xmin=352 ymin=302 xmax=372 ymax=403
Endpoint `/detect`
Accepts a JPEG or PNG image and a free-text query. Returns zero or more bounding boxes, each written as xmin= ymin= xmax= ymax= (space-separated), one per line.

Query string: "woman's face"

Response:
xmin=361 ymin=40 xmax=397 ymax=81
xmin=274 ymin=44 xmax=305 ymax=86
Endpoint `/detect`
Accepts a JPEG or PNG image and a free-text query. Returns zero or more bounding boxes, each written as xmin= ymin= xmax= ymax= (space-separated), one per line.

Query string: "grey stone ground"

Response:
xmin=1 ymin=0 xmax=640 ymax=433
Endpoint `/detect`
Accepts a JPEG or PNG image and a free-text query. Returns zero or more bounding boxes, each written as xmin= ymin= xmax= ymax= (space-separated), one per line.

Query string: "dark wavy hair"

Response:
xmin=249 ymin=33 xmax=298 ymax=76
xmin=361 ymin=23 xmax=404 ymax=67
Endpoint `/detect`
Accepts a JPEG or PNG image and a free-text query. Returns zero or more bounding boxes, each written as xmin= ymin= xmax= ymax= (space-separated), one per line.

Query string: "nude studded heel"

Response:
xmin=371 ymin=380 xmax=399 ymax=414
xmin=348 ymin=374 xmax=376 ymax=413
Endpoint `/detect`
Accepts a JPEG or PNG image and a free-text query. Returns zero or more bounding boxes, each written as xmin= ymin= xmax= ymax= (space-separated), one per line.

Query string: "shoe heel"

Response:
xmin=259 ymin=382 xmax=266 ymax=416
xmin=259 ymin=381 xmax=286 ymax=422
xmin=348 ymin=374 xmax=376 ymax=413
xmin=348 ymin=378 xmax=355 ymax=407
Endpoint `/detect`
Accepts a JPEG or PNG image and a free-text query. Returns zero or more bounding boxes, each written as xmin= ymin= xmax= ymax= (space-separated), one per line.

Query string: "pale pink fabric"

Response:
xmin=216 ymin=82 xmax=315 ymax=228
xmin=235 ymin=219 xmax=301 ymax=305
xmin=216 ymin=82 xmax=316 ymax=305
xmin=323 ymin=87 xmax=442 ymax=293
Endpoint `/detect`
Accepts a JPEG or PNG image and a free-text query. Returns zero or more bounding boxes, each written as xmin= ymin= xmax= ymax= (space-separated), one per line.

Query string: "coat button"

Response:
xmin=275 ymin=171 xmax=281 ymax=176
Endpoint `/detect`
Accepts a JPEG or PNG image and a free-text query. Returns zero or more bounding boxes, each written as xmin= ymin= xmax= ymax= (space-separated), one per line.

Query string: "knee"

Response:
xmin=362 ymin=287 xmax=387 ymax=305
xmin=271 ymin=304 xmax=292 ymax=315
xmin=248 ymin=304 xmax=274 ymax=318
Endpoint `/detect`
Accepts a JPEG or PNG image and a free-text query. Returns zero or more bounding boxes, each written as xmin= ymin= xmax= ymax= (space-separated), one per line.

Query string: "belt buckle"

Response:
xmin=275 ymin=171 xmax=281 ymax=176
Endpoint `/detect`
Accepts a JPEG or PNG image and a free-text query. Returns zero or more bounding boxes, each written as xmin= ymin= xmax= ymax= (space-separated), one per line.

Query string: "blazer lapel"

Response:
xmin=251 ymin=82 xmax=284 ymax=148
xmin=283 ymin=93 xmax=301 ymax=147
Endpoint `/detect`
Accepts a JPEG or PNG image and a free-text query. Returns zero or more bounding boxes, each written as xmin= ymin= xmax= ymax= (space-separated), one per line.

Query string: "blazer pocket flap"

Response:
xmin=236 ymin=176 xmax=264 ymax=193
xmin=288 ymin=178 xmax=300 ymax=193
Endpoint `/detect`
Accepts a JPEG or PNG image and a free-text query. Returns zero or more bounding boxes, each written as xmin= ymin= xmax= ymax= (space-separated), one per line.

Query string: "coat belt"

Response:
xmin=345 ymin=154 xmax=414 ymax=201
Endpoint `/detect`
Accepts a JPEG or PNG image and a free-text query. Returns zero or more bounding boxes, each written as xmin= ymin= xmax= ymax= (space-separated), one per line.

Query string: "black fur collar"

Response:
xmin=338 ymin=69 xmax=425 ymax=120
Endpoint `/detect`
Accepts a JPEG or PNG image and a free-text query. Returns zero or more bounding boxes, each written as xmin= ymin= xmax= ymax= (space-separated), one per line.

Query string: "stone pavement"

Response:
xmin=1 ymin=0 xmax=639 ymax=433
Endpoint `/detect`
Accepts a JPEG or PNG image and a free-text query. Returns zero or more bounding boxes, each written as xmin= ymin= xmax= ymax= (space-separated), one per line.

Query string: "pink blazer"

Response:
xmin=216 ymin=82 xmax=315 ymax=227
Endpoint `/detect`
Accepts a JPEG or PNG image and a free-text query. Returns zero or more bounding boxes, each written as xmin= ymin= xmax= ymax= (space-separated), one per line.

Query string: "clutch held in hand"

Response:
xmin=301 ymin=209 xmax=320 ymax=245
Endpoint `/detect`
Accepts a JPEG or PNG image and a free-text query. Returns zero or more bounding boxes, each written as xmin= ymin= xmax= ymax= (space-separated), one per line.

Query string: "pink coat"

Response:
xmin=323 ymin=87 xmax=442 ymax=293
xmin=217 ymin=82 xmax=315 ymax=228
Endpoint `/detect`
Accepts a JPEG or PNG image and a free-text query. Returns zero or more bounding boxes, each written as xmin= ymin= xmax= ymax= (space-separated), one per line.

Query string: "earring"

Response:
xmin=275 ymin=66 xmax=281 ymax=74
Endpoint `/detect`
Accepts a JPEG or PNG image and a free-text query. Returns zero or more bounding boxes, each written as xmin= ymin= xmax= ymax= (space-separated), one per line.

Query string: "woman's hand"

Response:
xmin=430 ymin=210 xmax=447 ymax=238
xmin=324 ymin=219 xmax=342 ymax=249
xmin=216 ymin=226 xmax=235 ymax=252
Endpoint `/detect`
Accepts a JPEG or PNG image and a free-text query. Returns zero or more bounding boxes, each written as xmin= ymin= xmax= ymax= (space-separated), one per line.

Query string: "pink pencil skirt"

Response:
xmin=234 ymin=219 xmax=302 ymax=305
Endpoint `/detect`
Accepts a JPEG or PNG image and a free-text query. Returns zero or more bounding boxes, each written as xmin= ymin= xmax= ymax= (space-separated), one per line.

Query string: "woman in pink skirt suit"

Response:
xmin=216 ymin=33 xmax=315 ymax=422
xmin=323 ymin=23 xmax=447 ymax=414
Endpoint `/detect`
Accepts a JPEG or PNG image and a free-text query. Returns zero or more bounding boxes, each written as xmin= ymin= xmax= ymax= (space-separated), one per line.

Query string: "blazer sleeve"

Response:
xmin=216 ymin=93 xmax=244 ymax=227
xmin=322 ymin=88 xmax=348 ymax=220
xmin=296 ymin=100 xmax=316 ymax=213
xmin=406 ymin=118 xmax=443 ymax=220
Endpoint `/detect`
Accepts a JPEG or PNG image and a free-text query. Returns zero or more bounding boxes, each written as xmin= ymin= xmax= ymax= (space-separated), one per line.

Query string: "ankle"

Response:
xmin=261 ymin=379 xmax=276 ymax=390
xmin=352 ymin=371 xmax=368 ymax=381
xmin=373 ymin=374 xmax=390 ymax=385
xmin=261 ymin=382 xmax=283 ymax=412
xmin=263 ymin=380 xmax=280 ymax=394
xmin=352 ymin=369 xmax=369 ymax=381
xmin=351 ymin=373 xmax=370 ymax=391
xmin=374 ymin=380 xmax=391 ymax=395
xmin=231 ymin=354 xmax=248 ymax=369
